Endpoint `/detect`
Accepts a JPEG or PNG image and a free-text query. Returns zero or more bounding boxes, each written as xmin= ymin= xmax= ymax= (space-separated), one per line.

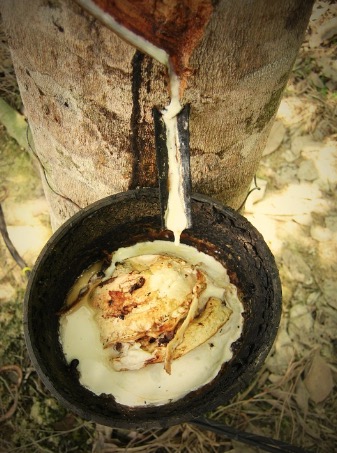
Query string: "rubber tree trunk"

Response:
xmin=1 ymin=0 xmax=314 ymax=229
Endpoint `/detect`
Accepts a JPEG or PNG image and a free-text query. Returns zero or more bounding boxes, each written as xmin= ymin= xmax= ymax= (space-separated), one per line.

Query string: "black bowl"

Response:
xmin=24 ymin=188 xmax=281 ymax=429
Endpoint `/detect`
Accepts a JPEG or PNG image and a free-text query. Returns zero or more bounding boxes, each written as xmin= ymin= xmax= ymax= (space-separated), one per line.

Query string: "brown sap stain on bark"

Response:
xmin=92 ymin=0 xmax=213 ymax=88
xmin=129 ymin=52 xmax=159 ymax=190
xmin=129 ymin=50 xmax=144 ymax=190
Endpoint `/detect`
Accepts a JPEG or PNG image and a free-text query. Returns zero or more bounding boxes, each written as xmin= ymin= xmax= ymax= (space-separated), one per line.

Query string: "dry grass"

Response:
xmin=92 ymin=350 xmax=336 ymax=453
xmin=94 ymin=424 xmax=231 ymax=453
xmin=211 ymin=354 xmax=336 ymax=452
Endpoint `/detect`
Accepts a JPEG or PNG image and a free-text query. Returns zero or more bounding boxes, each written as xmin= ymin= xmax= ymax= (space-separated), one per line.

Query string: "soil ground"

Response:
xmin=0 ymin=1 xmax=336 ymax=452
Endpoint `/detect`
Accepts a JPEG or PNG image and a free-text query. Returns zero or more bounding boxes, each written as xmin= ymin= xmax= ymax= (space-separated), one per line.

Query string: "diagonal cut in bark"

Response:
xmin=83 ymin=0 xmax=214 ymax=88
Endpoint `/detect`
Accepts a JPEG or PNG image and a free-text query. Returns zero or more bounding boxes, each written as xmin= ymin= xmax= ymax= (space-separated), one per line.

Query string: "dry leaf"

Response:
xmin=304 ymin=353 xmax=334 ymax=403
xmin=290 ymin=135 xmax=320 ymax=158
xmin=294 ymin=378 xmax=309 ymax=415
xmin=282 ymin=251 xmax=312 ymax=285
xmin=297 ymin=160 xmax=319 ymax=182
xmin=320 ymin=279 xmax=337 ymax=310
xmin=308 ymin=72 xmax=325 ymax=89
xmin=309 ymin=17 xmax=337 ymax=48
xmin=317 ymin=56 xmax=337 ymax=83
xmin=310 ymin=225 xmax=333 ymax=242
xmin=263 ymin=120 xmax=286 ymax=156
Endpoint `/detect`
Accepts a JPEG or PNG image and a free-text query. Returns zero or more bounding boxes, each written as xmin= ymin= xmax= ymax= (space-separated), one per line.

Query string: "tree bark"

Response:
xmin=1 ymin=0 xmax=314 ymax=229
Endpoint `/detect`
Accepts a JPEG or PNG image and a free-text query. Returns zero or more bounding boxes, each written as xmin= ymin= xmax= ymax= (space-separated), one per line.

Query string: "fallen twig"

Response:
xmin=0 ymin=364 xmax=23 ymax=423
xmin=0 ymin=203 xmax=28 ymax=272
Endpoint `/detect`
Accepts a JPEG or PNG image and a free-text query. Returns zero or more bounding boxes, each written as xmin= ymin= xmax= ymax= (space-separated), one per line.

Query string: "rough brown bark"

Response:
xmin=1 ymin=0 xmax=314 ymax=229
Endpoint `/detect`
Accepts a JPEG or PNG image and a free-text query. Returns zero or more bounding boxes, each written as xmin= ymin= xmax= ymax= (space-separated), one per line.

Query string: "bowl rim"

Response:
xmin=23 ymin=187 xmax=282 ymax=428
